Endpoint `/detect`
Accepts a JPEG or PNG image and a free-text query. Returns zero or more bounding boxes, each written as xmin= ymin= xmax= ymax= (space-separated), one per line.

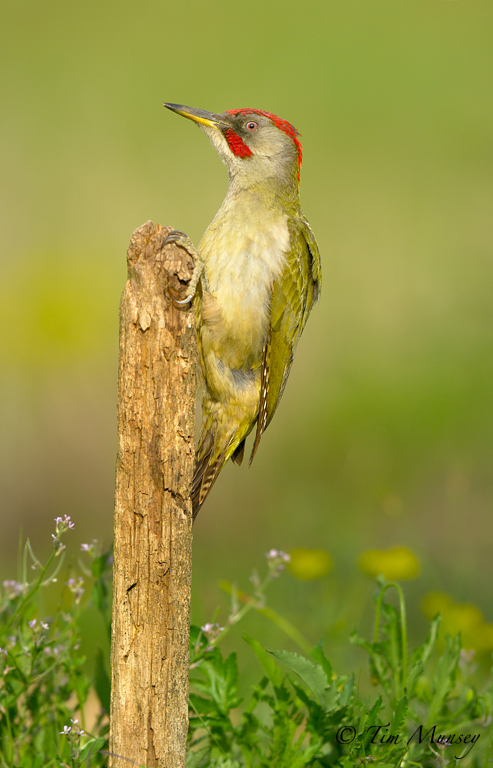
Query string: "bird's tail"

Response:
xmin=192 ymin=400 xmax=255 ymax=520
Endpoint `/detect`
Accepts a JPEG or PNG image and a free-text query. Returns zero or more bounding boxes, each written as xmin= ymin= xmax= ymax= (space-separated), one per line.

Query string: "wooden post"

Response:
xmin=110 ymin=221 xmax=196 ymax=767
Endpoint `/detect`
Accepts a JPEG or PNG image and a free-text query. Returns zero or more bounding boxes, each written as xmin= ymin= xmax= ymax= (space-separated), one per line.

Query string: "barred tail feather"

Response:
xmin=192 ymin=401 xmax=257 ymax=520
xmin=192 ymin=448 xmax=226 ymax=520
xmin=231 ymin=439 xmax=246 ymax=466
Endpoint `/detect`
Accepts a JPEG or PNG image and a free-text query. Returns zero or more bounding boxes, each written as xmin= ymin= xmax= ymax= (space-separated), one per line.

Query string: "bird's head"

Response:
xmin=164 ymin=103 xmax=303 ymax=190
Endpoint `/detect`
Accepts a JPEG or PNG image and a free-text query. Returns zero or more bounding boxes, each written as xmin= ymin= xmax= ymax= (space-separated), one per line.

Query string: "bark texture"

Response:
xmin=110 ymin=220 xmax=196 ymax=767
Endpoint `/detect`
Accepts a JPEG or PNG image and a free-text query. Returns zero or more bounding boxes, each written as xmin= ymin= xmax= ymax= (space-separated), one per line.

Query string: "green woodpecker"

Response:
xmin=163 ymin=103 xmax=321 ymax=520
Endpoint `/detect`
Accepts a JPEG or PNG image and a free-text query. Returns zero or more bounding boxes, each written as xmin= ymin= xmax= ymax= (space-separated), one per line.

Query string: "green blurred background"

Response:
xmin=1 ymin=0 xmax=492 ymax=673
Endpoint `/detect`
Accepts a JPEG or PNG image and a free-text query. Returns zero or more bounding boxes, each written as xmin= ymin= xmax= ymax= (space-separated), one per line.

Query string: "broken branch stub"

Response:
xmin=110 ymin=220 xmax=196 ymax=767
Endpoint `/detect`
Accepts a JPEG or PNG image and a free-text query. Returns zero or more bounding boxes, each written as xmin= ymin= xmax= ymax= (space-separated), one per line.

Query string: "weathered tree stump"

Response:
xmin=110 ymin=221 xmax=196 ymax=767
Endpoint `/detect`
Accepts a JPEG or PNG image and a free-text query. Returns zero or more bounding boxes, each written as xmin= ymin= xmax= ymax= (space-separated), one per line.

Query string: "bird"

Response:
xmin=163 ymin=103 xmax=321 ymax=520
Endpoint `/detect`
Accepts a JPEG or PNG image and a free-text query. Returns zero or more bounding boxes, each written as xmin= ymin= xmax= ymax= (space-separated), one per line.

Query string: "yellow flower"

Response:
xmin=358 ymin=546 xmax=421 ymax=580
xmin=422 ymin=592 xmax=493 ymax=652
xmin=288 ymin=548 xmax=333 ymax=581
xmin=421 ymin=592 xmax=453 ymax=617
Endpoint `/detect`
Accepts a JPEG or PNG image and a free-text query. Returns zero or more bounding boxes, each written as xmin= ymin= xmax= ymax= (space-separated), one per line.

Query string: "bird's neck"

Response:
xmin=226 ymin=172 xmax=300 ymax=212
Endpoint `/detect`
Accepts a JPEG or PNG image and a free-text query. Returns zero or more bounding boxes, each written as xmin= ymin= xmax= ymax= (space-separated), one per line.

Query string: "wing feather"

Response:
xmin=249 ymin=327 xmax=271 ymax=464
xmin=249 ymin=217 xmax=321 ymax=462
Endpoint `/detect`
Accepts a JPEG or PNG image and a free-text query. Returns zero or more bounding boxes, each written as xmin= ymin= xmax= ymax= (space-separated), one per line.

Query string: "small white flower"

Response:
xmin=265 ymin=549 xmax=290 ymax=563
xmin=28 ymin=619 xmax=37 ymax=629
xmin=54 ymin=515 xmax=75 ymax=538
xmin=59 ymin=725 xmax=71 ymax=735
xmin=200 ymin=622 xmax=224 ymax=641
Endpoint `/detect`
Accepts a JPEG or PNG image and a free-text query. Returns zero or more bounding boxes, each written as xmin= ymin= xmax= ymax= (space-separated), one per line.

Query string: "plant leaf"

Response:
xmin=243 ymin=633 xmax=283 ymax=689
xmin=269 ymin=649 xmax=338 ymax=711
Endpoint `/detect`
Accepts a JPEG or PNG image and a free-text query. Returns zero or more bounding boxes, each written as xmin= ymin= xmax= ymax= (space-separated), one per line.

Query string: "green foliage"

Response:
xmin=2 ymin=533 xmax=493 ymax=767
xmin=0 ymin=521 xmax=112 ymax=768
xmin=188 ymin=570 xmax=493 ymax=767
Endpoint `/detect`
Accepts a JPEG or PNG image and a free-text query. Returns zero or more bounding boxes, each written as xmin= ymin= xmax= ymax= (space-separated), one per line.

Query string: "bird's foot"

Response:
xmin=161 ymin=230 xmax=204 ymax=305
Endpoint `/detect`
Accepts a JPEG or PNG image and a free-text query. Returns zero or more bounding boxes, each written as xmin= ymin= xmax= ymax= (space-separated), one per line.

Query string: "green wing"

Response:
xmin=250 ymin=215 xmax=321 ymax=463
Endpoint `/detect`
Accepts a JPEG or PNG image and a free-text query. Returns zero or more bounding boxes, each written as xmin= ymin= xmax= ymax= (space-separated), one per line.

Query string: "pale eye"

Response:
xmin=246 ymin=121 xmax=258 ymax=131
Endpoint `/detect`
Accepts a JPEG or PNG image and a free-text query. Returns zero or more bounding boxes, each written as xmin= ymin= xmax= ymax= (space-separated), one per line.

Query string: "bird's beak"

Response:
xmin=164 ymin=103 xmax=231 ymax=130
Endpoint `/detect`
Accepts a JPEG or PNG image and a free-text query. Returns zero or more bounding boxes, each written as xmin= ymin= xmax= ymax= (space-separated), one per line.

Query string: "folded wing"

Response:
xmin=250 ymin=216 xmax=322 ymax=463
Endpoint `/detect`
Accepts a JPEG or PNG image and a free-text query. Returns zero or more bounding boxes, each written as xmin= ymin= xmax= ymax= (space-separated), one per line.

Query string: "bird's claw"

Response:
xmin=173 ymin=293 xmax=194 ymax=306
xmin=161 ymin=229 xmax=204 ymax=306
xmin=162 ymin=230 xmax=188 ymax=247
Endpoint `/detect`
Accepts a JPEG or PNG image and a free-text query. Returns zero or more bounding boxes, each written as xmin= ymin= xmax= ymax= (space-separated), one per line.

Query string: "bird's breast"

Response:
xmin=200 ymin=203 xmax=290 ymax=366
